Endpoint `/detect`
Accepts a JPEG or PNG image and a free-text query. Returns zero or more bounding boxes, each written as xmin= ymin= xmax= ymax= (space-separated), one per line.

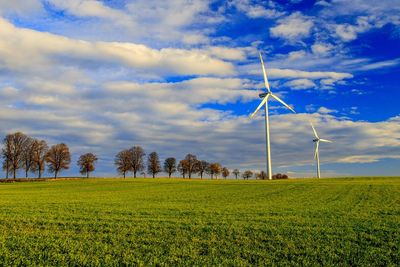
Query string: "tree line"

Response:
xmin=1 ymin=132 xmax=97 ymax=179
xmin=114 ymin=147 xmax=231 ymax=179
xmin=2 ymin=132 xmax=288 ymax=180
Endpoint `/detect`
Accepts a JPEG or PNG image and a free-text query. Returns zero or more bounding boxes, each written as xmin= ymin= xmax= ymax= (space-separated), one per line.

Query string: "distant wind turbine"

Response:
xmin=310 ymin=122 xmax=332 ymax=178
xmin=250 ymin=52 xmax=296 ymax=180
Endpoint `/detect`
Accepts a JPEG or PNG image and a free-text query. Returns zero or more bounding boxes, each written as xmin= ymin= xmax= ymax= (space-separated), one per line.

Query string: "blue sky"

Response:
xmin=0 ymin=0 xmax=399 ymax=178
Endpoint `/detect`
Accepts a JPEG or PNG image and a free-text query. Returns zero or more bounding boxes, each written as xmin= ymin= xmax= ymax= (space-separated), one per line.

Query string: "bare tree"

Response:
xmin=31 ymin=140 xmax=48 ymax=178
xmin=272 ymin=173 xmax=289 ymax=179
xmin=163 ymin=157 xmax=176 ymax=178
xmin=115 ymin=149 xmax=131 ymax=178
xmin=184 ymin=154 xmax=199 ymax=179
xmin=242 ymin=170 xmax=253 ymax=180
xmin=178 ymin=159 xmax=188 ymax=178
xmin=197 ymin=160 xmax=209 ymax=179
xmin=232 ymin=169 xmax=240 ymax=179
xmin=22 ymin=137 xmax=35 ymax=178
xmin=129 ymin=146 xmax=145 ymax=178
xmin=77 ymin=153 xmax=98 ymax=178
xmin=222 ymin=167 xmax=230 ymax=179
xmin=208 ymin=163 xmax=222 ymax=179
xmin=2 ymin=132 xmax=30 ymax=179
xmin=1 ymin=134 xmax=13 ymax=179
xmin=256 ymin=171 xmax=267 ymax=180
xmin=147 ymin=151 xmax=161 ymax=178
xmin=45 ymin=143 xmax=71 ymax=178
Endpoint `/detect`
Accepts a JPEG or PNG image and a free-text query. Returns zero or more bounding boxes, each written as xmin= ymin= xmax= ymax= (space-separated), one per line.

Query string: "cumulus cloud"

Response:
xmin=205 ymin=46 xmax=247 ymax=61
xmin=0 ymin=0 xmax=43 ymax=16
xmin=317 ymin=107 xmax=337 ymax=114
xmin=283 ymin=79 xmax=316 ymax=90
xmin=270 ymin=12 xmax=314 ymax=41
xmin=267 ymin=68 xmax=353 ymax=80
xmin=48 ymin=0 xmax=134 ymax=26
xmin=231 ymin=0 xmax=285 ymax=19
xmin=124 ymin=0 xmax=222 ymax=44
xmin=104 ymin=77 xmax=256 ymax=105
xmin=243 ymin=62 xmax=354 ymax=90
xmin=311 ymin=43 xmax=333 ymax=56
xmin=0 ymin=18 xmax=234 ymax=76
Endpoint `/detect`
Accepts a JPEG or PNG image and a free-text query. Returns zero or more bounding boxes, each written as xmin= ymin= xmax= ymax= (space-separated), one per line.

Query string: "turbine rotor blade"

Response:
xmin=314 ymin=141 xmax=319 ymax=160
xmin=320 ymin=139 xmax=332 ymax=143
xmin=270 ymin=93 xmax=296 ymax=113
xmin=259 ymin=52 xmax=271 ymax=93
xmin=310 ymin=122 xmax=319 ymax=139
xmin=250 ymin=94 xmax=269 ymax=119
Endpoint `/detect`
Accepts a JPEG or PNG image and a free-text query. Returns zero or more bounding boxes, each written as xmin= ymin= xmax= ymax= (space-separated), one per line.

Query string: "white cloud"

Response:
xmin=270 ymin=12 xmax=314 ymax=41
xmin=335 ymin=16 xmax=380 ymax=41
xmin=358 ymin=58 xmax=400 ymax=71
xmin=283 ymin=79 xmax=316 ymax=90
xmin=104 ymin=77 xmax=256 ymax=106
xmin=124 ymin=0 xmax=221 ymax=44
xmin=0 ymin=0 xmax=42 ymax=16
xmin=311 ymin=43 xmax=333 ymax=56
xmin=182 ymin=34 xmax=209 ymax=45
xmin=337 ymin=155 xmax=400 ymax=163
xmin=48 ymin=0 xmax=133 ymax=26
xmin=232 ymin=0 xmax=284 ymax=19
xmin=267 ymin=68 xmax=353 ymax=80
xmin=288 ymin=50 xmax=307 ymax=61
xmin=206 ymin=46 xmax=246 ymax=61
xmin=0 ymin=18 xmax=234 ymax=76
xmin=317 ymin=107 xmax=337 ymax=114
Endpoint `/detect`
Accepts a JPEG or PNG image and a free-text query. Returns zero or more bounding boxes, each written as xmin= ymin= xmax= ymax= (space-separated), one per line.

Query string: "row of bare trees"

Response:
xmin=114 ymin=147 xmax=232 ymax=179
xmin=2 ymin=133 xmax=288 ymax=179
xmin=114 ymin=148 xmax=288 ymax=179
xmin=1 ymin=132 xmax=98 ymax=179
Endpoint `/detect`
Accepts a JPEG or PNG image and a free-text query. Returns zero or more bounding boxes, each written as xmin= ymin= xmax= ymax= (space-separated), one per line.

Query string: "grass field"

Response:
xmin=0 ymin=177 xmax=399 ymax=266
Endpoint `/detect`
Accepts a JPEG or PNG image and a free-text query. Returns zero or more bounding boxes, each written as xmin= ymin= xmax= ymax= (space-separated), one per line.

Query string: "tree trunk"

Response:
xmin=123 ymin=172 xmax=126 ymax=178
xmin=38 ymin=167 xmax=42 ymax=179
xmin=25 ymin=168 xmax=29 ymax=178
xmin=134 ymin=170 xmax=137 ymax=178
xmin=87 ymin=172 xmax=89 ymax=178
xmin=6 ymin=161 xmax=9 ymax=179
xmin=13 ymin=167 xmax=16 ymax=179
xmin=55 ymin=170 xmax=58 ymax=179
xmin=169 ymin=173 xmax=171 ymax=178
xmin=153 ymin=173 xmax=155 ymax=178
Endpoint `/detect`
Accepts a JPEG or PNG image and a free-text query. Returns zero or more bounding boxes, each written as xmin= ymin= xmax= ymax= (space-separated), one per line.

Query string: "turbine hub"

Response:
xmin=313 ymin=139 xmax=319 ymax=142
xmin=259 ymin=92 xmax=268 ymax=98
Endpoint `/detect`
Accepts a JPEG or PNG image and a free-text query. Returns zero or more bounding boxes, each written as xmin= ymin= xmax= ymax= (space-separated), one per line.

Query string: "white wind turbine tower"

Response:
xmin=250 ymin=52 xmax=296 ymax=180
xmin=310 ymin=122 xmax=332 ymax=178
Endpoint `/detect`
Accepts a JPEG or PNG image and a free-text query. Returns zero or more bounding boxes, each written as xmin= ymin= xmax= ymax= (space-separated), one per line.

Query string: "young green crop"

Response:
xmin=0 ymin=177 xmax=399 ymax=266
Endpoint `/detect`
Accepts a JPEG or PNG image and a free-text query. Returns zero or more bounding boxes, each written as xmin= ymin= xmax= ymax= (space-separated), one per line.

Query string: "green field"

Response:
xmin=0 ymin=178 xmax=399 ymax=266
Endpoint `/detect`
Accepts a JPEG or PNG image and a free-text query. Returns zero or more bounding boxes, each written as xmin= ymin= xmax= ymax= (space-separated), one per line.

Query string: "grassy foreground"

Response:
xmin=0 ymin=178 xmax=399 ymax=266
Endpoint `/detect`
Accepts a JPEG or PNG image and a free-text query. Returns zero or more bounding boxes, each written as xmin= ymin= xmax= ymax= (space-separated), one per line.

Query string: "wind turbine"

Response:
xmin=250 ymin=52 xmax=296 ymax=180
xmin=310 ymin=122 xmax=332 ymax=178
